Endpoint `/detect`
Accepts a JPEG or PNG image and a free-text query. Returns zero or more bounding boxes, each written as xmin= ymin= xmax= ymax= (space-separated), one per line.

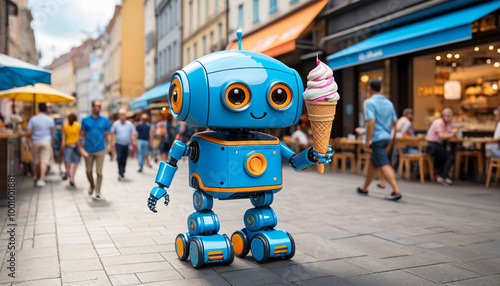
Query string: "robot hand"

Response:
xmin=311 ymin=146 xmax=333 ymax=165
xmin=148 ymin=186 xmax=170 ymax=213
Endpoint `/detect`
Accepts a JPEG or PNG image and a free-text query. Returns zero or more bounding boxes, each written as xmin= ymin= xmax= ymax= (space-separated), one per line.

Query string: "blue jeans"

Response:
xmin=115 ymin=144 xmax=129 ymax=177
xmin=137 ymin=139 xmax=150 ymax=168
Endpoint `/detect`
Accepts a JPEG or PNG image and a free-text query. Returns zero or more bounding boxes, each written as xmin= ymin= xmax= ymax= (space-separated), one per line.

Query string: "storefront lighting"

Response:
xmin=474 ymin=47 xmax=479 ymax=52
xmin=447 ymin=53 xmax=452 ymax=58
xmin=162 ymin=107 xmax=167 ymax=111
xmin=497 ymin=48 xmax=500 ymax=54
xmin=489 ymin=45 xmax=494 ymax=50
xmin=493 ymin=83 xmax=499 ymax=90
xmin=360 ymin=74 xmax=369 ymax=83
xmin=454 ymin=54 xmax=460 ymax=59
xmin=494 ymin=62 xmax=500 ymax=68
xmin=452 ymin=62 xmax=457 ymax=67
xmin=486 ymin=59 xmax=492 ymax=64
xmin=435 ymin=55 xmax=441 ymax=60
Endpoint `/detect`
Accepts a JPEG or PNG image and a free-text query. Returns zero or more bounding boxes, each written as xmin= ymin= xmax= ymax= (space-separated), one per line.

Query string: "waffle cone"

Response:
xmin=305 ymin=101 xmax=337 ymax=174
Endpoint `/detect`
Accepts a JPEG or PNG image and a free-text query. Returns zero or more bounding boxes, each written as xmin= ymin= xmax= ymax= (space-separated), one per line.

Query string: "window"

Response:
xmin=194 ymin=42 xmax=198 ymax=59
xmin=159 ymin=51 xmax=163 ymax=74
xmin=203 ymin=36 xmax=207 ymax=55
xmin=169 ymin=4 xmax=172 ymax=30
xmin=290 ymin=0 xmax=298 ymax=3
xmin=163 ymin=48 xmax=167 ymax=75
xmin=168 ymin=46 xmax=171 ymax=72
xmin=253 ymin=0 xmax=259 ymax=23
xmin=189 ymin=1 xmax=193 ymax=34
xmin=187 ymin=47 xmax=191 ymax=63
xmin=174 ymin=0 xmax=178 ymax=25
xmin=218 ymin=22 xmax=223 ymax=45
xmin=210 ymin=31 xmax=214 ymax=48
xmin=206 ymin=0 xmax=209 ymax=19
xmin=173 ymin=41 xmax=177 ymax=69
xmin=238 ymin=5 xmax=243 ymax=29
xmin=215 ymin=0 xmax=218 ymax=14
xmin=270 ymin=0 xmax=277 ymax=14
xmin=197 ymin=0 xmax=201 ymax=28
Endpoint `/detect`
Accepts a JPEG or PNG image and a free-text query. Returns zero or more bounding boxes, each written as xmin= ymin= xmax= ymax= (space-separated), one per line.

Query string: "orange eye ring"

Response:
xmin=268 ymin=83 xmax=292 ymax=110
xmin=224 ymin=83 xmax=250 ymax=110
xmin=170 ymin=78 xmax=183 ymax=114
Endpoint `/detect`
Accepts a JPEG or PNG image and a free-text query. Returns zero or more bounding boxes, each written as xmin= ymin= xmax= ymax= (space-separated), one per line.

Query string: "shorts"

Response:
xmin=370 ymin=140 xmax=390 ymax=168
xmin=53 ymin=144 xmax=61 ymax=157
xmin=32 ymin=141 xmax=52 ymax=165
xmin=64 ymin=145 xmax=81 ymax=163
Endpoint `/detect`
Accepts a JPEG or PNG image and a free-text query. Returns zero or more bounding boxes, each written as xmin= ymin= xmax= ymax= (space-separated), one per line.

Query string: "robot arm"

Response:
xmin=279 ymin=141 xmax=333 ymax=171
xmin=148 ymin=140 xmax=190 ymax=213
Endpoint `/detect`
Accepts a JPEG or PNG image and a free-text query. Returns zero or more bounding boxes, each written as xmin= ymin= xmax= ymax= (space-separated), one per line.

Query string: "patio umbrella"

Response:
xmin=0 ymin=53 xmax=51 ymax=90
xmin=0 ymin=83 xmax=74 ymax=103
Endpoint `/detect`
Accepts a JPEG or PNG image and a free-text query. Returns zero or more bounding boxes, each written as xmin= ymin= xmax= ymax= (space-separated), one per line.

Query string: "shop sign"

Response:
xmin=417 ymin=86 xmax=444 ymax=97
xmin=358 ymin=49 xmax=383 ymax=61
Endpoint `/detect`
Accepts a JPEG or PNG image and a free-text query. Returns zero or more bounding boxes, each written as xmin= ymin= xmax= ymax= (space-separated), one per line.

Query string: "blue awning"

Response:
xmin=327 ymin=1 xmax=500 ymax=70
xmin=130 ymin=81 xmax=170 ymax=110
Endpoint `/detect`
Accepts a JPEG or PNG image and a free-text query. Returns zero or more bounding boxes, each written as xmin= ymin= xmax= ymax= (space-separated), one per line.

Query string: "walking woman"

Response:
xmin=62 ymin=113 xmax=82 ymax=187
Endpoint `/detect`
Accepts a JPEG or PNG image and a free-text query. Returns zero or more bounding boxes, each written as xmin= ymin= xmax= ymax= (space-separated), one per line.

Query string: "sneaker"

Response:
xmin=377 ymin=184 xmax=385 ymax=189
xmin=385 ymin=192 xmax=402 ymax=201
xmin=88 ymin=186 xmax=94 ymax=195
xmin=357 ymin=187 xmax=369 ymax=195
xmin=34 ymin=179 xmax=38 ymax=186
xmin=61 ymin=172 xmax=67 ymax=180
xmin=69 ymin=179 xmax=75 ymax=187
xmin=96 ymin=194 xmax=100 ymax=198
xmin=36 ymin=180 xmax=46 ymax=187
xmin=138 ymin=168 xmax=143 ymax=173
xmin=437 ymin=177 xmax=452 ymax=186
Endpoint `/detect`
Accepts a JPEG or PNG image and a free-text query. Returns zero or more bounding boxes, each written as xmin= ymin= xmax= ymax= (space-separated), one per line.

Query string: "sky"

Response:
xmin=27 ymin=0 xmax=120 ymax=67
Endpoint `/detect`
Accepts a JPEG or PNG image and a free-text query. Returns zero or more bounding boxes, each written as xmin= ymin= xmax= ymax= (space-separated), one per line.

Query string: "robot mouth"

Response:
xmin=250 ymin=112 xmax=267 ymax=119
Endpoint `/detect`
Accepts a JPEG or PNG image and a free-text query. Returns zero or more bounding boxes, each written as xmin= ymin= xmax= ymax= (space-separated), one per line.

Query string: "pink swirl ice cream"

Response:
xmin=303 ymin=56 xmax=339 ymax=102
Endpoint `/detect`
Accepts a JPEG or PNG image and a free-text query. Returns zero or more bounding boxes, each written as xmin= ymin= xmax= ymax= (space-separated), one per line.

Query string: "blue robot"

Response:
xmin=147 ymin=33 xmax=333 ymax=268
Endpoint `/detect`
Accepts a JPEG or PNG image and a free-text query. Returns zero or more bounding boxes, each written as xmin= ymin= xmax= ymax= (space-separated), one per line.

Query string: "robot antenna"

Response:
xmin=236 ymin=28 xmax=243 ymax=50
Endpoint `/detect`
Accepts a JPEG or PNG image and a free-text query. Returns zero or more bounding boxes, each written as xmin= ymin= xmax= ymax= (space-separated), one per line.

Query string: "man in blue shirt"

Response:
xmin=26 ymin=103 xmax=55 ymax=187
xmin=357 ymin=79 xmax=402 ymax=201
xmin=112 ymin=108 xmax=136 ymax=180
xmin=81 ymin=100 xmax=111 ymax=198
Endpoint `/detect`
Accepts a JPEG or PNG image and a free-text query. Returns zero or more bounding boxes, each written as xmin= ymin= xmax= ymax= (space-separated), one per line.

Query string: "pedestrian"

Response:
xmin=425 ymin=108 xmax=460 ymax=185
xmin=26 ymin=103 xmax=55 ymax=187
xmin=396 ymin=108 xmax=416 ymax=139
xmin=176 ymin=121 xmax=194 ymax=144
xmin=136 ymin=113 xmax=153 ymax=172
xmin=81 ymin=100 xmax=111 ymax=198
xmin=155 ymin=112 xmax=176 ymax=161
xmin=61 ymin=113 xmax=82 ymax=187
xmin=291 ymin=120 xmax=308 ymax=153
xmin=53 ymin=120 xmax=65 ymax=179
xmin=357 ymin=79 xmax=402 ymax=201
xmin=486 ymin=106 xmax=500 ymax=158
xmin=112 ymin=108 xmax=137 ymax=180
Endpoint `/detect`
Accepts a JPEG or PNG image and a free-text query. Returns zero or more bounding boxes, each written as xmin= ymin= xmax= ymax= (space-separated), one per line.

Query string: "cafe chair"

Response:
xmin=485 ymin=157 xmax=500 ymax=187
xmin=395 ymin=137 xmax=435 ymax=184
xmin=455 ymin=147 xmax=483 ymax=179
xmin=331 ymin=137 xmax=356 ymax=173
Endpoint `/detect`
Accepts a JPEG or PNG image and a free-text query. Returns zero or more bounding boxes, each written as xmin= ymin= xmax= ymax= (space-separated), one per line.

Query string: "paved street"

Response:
xmin=1 ymin=156 xmax=500 ymax=285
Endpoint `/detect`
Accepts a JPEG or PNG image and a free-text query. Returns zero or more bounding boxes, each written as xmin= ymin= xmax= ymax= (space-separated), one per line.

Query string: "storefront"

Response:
xmin=324 ymin=0 xmax=500 ymax=136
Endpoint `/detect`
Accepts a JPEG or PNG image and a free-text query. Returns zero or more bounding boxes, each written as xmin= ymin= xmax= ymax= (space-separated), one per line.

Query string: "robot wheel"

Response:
xmin=175 ymin=233 xmax=190 ymax=261
xmin=250 ymin=234 xmax=270 ymax=263
xmin=231 ymin=230 xmax=250 ymax=258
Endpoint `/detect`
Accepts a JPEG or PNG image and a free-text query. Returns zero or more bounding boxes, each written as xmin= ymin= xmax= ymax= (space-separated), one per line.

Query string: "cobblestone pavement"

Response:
xmin=1 ymin=156 xmax=500 ymax=285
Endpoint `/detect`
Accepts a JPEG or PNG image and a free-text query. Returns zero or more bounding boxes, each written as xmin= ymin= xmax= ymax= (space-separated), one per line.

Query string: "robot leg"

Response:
xmin=231 ymin=192 xmax=295 ymax=263
xmin=176 ymin=190 xmax=233 ymax=268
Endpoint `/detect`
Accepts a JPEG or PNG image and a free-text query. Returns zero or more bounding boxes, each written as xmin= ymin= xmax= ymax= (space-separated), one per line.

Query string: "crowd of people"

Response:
xmin=18 ymin=99 xmax=194 ymax=198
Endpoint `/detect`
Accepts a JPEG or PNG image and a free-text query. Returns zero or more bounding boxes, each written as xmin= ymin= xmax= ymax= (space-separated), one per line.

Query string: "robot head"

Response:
xmin=168 ymin=50 xmax=303 ymax=129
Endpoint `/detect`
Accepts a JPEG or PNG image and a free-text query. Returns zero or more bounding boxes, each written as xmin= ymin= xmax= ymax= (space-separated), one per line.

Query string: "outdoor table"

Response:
xmin=449 ymin=137 xmax=500 ymax=180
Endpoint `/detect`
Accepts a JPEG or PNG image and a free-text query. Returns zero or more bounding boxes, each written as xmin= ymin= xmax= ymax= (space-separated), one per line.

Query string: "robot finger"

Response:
xmin=148 ymin=195 xmax=159 ymax=213
xmin=164 ymin=194 xmax=170 ymax=206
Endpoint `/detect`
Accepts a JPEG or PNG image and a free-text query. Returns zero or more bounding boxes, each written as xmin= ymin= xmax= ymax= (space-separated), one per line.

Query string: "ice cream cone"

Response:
xmin=305 ymin=101 xmax=337 ymax=174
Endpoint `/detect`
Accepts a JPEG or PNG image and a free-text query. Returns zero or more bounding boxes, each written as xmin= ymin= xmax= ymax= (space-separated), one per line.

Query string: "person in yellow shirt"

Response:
xmin=62 ymin=113 xmax=82 ymax=187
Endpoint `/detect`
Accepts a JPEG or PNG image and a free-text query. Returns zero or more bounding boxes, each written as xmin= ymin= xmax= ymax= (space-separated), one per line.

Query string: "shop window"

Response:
xmin=253 ymin=0 xmax=259 ymax=23
xmin=270 ymin=0 xmax=277 ymax=14
xmin=357 ymin=61 xmax=390 ymax=128
xmin=413 ymin=41 xmax=500 ymax=132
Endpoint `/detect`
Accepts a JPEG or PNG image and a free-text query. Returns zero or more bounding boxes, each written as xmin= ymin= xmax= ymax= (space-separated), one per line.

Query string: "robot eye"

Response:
xmin=223 ymin=83 xmax=250 ymax=111
xmin=169 ymin=78 xmax=183 ymax=114
xmin=268 ymin=83 xmax=292 ymax=110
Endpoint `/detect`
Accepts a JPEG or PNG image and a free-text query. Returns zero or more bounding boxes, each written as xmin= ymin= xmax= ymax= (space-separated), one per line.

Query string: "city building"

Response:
xmin=144 ymin=0 xmax=156 ymax=90
xmin=182 ymin=0 xmax=228 ymax=67
xmin=88 ymin=35 xmax=106 ymax=117
xmin=321 ymin=0 xmax=500 ymax=136
xmin=103 ymin=1 xmax=145 ymax=115
xmin=74 ymin=39 xmax=95 ymax=119
xmin=157 ymin=0 xmax=182 ymax=83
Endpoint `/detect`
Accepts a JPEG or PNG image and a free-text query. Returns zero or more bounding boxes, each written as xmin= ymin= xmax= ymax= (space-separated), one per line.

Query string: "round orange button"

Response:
xmin=246 ymin=153 xmax=267 ymax=176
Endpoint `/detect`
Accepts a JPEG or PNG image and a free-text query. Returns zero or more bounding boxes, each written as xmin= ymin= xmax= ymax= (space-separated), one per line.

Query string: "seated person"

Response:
xmin=425 ymin=108 xmax=459 ymax=186
xmin=291 ymin=120 xmax=308 ymax=153
xmin=396 ymin=108 xmax=418 ymax=154
xmin=486 ymin=106 xmax=500 ymax=158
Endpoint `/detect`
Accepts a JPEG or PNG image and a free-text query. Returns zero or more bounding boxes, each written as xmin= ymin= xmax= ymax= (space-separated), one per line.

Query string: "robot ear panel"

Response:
xmin=169 ymin=78 xmax=184 ymax=115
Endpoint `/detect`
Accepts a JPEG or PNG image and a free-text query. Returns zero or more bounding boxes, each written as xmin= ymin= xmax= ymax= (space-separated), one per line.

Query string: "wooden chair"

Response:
xmin=394 ymin=137 xmax=435 ymax=184
xmin=455 ymin=148 xmax=483 ymax=179
xmin=357 ymin=152 xmax=370 ymax=175
xmin=486 ymin=157 xmax=500 ymax=187
xmin=331 ymin=138 xmax=356 ymax=173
